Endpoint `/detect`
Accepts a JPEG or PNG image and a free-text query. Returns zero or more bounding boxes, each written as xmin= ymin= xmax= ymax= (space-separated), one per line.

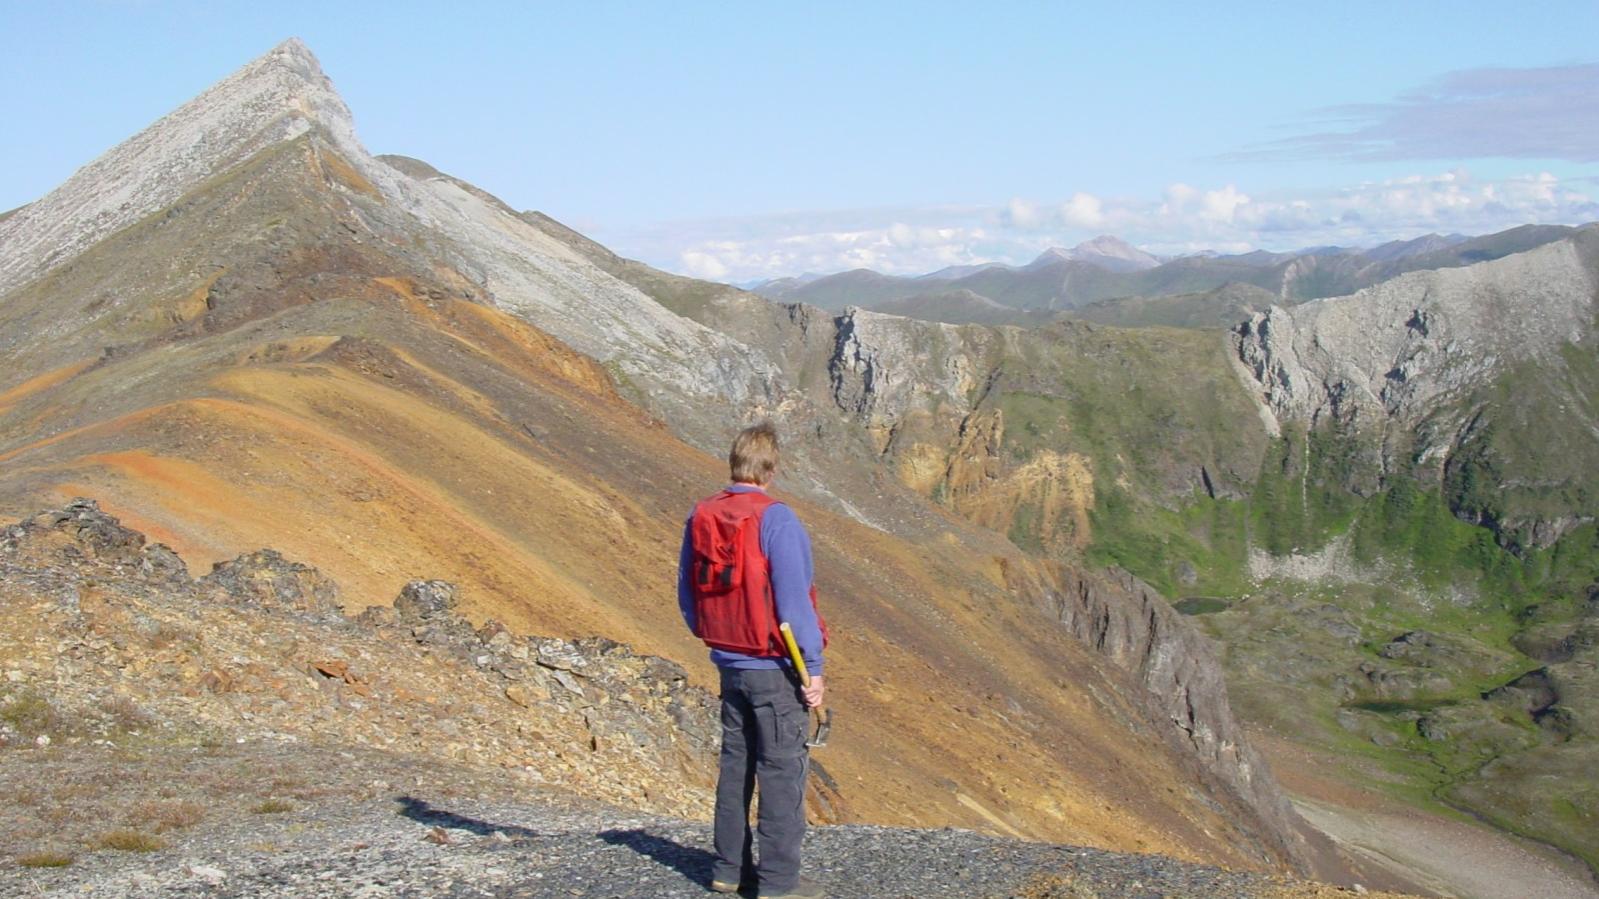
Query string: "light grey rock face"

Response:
xmin=1234 ymin=238 xmax=1596 ymax=432
xmin=374 ymin=164 xmax=784 ymax=418
xmin=0 ymin=39 xmax=353 ymax=296
xmin=828 ymin=307 xmax=991 ymax=426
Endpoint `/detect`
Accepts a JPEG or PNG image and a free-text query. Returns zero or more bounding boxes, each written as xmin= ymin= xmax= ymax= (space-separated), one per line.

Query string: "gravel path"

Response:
xmin=5 ymin=790 xmax=1367 ymax=899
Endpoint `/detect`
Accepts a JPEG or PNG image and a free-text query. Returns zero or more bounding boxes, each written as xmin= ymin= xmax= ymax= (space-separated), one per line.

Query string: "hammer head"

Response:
xmin=806 ymin=707 xmax=833 ymax=748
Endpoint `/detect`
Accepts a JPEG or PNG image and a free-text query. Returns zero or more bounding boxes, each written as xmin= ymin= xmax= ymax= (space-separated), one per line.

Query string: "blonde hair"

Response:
xmin=729 ymin=422 xmax=780 ymax=485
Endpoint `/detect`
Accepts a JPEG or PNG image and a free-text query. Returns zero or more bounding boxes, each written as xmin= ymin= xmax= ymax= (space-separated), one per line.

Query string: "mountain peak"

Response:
xmin=251 ymin=37 xmax=337 ymax=95
xmin=1076 ymin=234 xmax=1143 ymax=256
xmin=0 ymin=38 xmax=364 ymax=295
xmin=1026 ymin=235 xmax=1160 ymax=272
xmin=271 ymin=36 xmax=318 ymax=62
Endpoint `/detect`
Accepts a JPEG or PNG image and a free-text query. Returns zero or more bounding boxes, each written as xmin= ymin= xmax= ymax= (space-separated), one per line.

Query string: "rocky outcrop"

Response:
xmin=0 ymin=500 xmax=725 ymax=814
xmin=199 ymin=549 xmax=341 ymax=616
xmin=827 ymin=307 xmax=990 ymax=429
xmin=1 ymin=498 xmax=853 ymax=824
xmin=0 ymin=498 xmax=189 ymax=592
xmin=1020 ymin=564 xmax=1309 ymax=869
xmin=1484 ymin=668 xmax=1561 ymax=718
xmin=1233 ymin=234 xmax=1596 ymax=436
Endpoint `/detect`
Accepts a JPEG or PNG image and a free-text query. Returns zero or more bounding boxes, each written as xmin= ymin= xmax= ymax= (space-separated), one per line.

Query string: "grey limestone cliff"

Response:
xmin=1231 ymin=227 xmax=1599 ymax=545
xmin=1234 ymin=234 xmax=1596 ymax=433
xmin=827 ymin=307 xmax=996 ymax=426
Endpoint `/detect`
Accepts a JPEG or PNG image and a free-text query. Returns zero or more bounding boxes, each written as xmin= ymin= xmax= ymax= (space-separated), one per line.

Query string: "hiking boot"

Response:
xmin=758 ymin=877 xmax=823 ymax=899
xmin=710 ymin=870 xmax=758 ymax=893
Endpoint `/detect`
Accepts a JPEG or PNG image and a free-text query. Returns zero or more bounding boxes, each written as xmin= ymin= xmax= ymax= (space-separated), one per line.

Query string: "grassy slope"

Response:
xmin=1068 ymin=284 xmax=1281 ymax=330
xmin=1081 ymin=412 xmax=1599 ymax=869
xmin=845 ymin=296 xmax=1599 ymax=870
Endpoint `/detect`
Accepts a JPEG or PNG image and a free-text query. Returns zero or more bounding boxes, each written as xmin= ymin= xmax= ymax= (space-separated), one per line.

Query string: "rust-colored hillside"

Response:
xmin=0 ymin=40 xmax=1310 ymax=874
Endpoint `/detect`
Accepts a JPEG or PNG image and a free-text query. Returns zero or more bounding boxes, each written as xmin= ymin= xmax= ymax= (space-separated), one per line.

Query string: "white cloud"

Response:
xmin=1159 ymin=183 xmax=1198 ymax=216
xmin=679 ymin=250 xmax=729 ymax=280
xmin=1004 ymin=197 xmax=1043 ymax=228
xmin=1199 ymin=185 xmax=1250 ymax=223
xmin=603 ymin=169 xmax=1598 ymax=282
xmin=1059 ymin=192 xmax=1104 ymax=228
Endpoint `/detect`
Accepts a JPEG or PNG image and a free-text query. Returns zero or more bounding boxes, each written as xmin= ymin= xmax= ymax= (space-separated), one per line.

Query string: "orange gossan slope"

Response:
xmin=0 ymin=41 xmax=1310 ymax=874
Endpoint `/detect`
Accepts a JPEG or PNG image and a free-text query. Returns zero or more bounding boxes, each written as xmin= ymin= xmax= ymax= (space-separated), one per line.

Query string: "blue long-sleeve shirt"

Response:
xmin=678 ymin=484 xmax=825 ymax=676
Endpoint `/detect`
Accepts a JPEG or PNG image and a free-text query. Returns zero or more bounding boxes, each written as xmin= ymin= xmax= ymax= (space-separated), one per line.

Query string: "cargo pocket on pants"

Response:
xmin=775 ymin=700 xmax=809 ymax=755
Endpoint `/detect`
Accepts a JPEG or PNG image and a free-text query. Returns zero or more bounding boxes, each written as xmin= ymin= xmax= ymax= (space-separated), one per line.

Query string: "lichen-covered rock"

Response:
xmin=1378 ymin=631 xmax=1437 ymax=661
xmin=0 ymin=498 xmax=189 ymax=591
xmin=199 ymin=549 xmax=340 ymax=615
xmin=393 ymin=579 xmax=457 ymax=622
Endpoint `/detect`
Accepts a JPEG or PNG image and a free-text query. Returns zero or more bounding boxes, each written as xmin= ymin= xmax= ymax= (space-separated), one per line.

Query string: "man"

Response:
xmin=678 ymin=422 xmax=827 ymax=899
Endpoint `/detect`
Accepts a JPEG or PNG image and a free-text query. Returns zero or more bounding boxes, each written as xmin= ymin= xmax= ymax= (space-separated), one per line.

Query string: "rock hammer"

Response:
xmin=779 ymin=622 xmax=831 ymax=748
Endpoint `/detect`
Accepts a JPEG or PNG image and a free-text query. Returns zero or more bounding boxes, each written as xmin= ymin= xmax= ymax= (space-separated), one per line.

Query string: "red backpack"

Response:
xmin=687 ymin=489 xmax=828 ymax=656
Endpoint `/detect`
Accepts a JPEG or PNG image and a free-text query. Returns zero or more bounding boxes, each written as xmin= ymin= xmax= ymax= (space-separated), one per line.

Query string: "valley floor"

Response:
xmin=1257 ymin=733 xmax=1599 ymax=899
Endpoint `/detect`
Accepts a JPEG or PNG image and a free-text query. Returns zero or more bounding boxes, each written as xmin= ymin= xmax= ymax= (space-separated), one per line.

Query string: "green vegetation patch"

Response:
xmin=1346 ymin=698 xmax=1458 ymax=714
xmin=1085 ymin=487 xmax=1251 ymax=597
xmin=1247 ymin=425 xmax=1365 ymax=557
xmin=996 ymin=391 xmax=1073 ymax=461
xmin=1 ymin=691 xmax=62 ymax=737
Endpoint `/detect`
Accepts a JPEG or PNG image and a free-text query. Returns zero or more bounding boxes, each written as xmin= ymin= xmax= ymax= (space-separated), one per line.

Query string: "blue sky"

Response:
xmin=4 ymin=2 xmax=1598 ymax=281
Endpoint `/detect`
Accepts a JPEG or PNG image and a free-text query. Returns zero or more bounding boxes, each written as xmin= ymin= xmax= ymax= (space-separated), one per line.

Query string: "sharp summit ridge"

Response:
xmin=0 ymin=37 xmax=362 ymax=296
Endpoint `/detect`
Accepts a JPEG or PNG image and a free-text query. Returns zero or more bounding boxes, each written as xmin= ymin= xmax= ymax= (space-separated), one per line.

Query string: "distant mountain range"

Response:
xmin=751 ymin=228 xmax=1582 ymax=327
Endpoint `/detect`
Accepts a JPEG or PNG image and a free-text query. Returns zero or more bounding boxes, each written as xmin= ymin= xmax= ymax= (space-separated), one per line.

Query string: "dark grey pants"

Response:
xmin=712 ymin=666 xmax=811 ymax=893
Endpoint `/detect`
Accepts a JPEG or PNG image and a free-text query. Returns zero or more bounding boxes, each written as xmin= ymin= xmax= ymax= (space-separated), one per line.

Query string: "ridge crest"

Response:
xmin=0 ymin=37 xmax=363 ymax=295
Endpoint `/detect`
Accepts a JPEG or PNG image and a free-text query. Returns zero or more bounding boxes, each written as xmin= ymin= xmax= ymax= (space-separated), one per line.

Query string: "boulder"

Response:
xmin=200 ymin=549 xmax=340 ymax=615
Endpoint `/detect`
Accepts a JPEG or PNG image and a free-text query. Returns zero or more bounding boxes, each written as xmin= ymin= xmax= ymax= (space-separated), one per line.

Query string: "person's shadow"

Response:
xmin=598 ymin=828 xmax=727 ymax=893
xmin=397 ymin=799 xmax=729 ymax=892
xmin=395 ymin=796 xmax=542 ymax=838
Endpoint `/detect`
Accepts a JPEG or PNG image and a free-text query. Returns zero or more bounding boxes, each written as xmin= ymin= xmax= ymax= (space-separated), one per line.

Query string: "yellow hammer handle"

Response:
xmin=779 ymin=623 xmax=812 ymax=688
